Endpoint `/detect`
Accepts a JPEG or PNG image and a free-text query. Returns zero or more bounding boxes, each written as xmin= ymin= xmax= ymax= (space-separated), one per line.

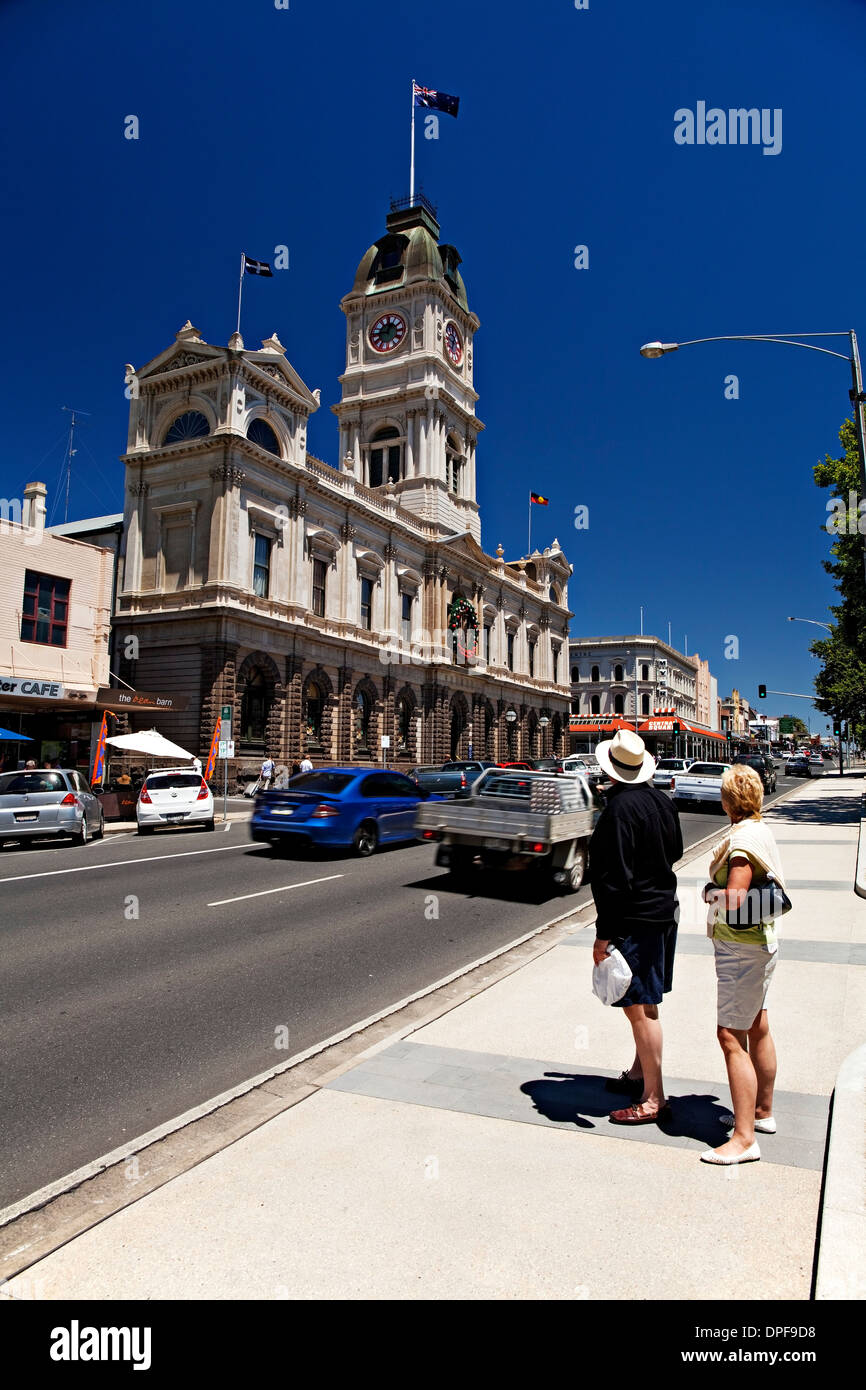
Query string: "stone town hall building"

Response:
xmin=115 ymin=198 xmax=572 ymax=775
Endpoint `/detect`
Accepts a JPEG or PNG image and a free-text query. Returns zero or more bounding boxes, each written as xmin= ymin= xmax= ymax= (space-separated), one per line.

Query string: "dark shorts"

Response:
xmin=610 ymin=922 xmax=678 ymax=1007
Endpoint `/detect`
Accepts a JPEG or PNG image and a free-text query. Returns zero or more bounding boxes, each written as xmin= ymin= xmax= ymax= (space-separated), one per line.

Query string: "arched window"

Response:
xmin=641 ymin=693 xmax=650 ymax=716
xmin=241 ymin=668 xmax=270 ymax=747
xmin=641 ymin=663 xmax=649 ymax=682
xmin=550 ymin=585 xmax=561 ymax=604
xmin=591 ymin=695 xmax=600 ymax=715
xmin=247 ymin=418 xmax=281 ymax=456
xmin=571 ymin=699 xmax=580 ymax=714
xmin=304 ymin=681 xmax=324 ymax=748
xmin=353 ymin=688 xmax=373 ymax=753
xmin=614 ymin=664 xmax=624 ymax=683
xmin=524 ymin=562 xmax=537 ymax=582
xmin=591 ymin=665 xmax=600 ymax=683
xmin=614 ymin=694 xmax=624 ymax=715
xmin=163 ymin=411 xmax=209 ymax=445
xmin=369 ymin=427 xmax=402 ymax=487
xmin=571 ymin=666 xmax=579 ymax=683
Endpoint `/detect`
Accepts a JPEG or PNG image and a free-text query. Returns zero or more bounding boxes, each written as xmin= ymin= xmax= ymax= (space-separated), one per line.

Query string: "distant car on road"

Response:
xmin=652 ymin=757 xmax=694 ymax=791
xmin=808 ymin=754 xmax=826 ymax=777
xmin=0 ymin=768 xmax=104 ymax=847
xmin=137 ymin=767 xmax=215 ymax=834
xmin=785 ymin=754 xmax=810 ymax=778
xmin=732 ymin=753 xmax=777 ymax=794
xmin=670 ymin=762 xmax=732 ymax=811
xmin=560 ymin=754 xmax=608 ymax=789
xmin=251 ymin=766 xmax=436 ymax=856
xmin=408 ymin=761 xmax=496 ymax=797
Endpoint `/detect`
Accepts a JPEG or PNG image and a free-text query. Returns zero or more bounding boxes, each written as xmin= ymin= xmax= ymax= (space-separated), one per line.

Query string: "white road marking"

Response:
xmin=208 ymin=873 xmax=343 ymax=906
xmin=0 ymin=841 xmax=254 ymax=886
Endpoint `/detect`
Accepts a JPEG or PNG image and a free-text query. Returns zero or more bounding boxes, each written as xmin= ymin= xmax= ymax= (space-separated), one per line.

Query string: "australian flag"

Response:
xmin=413 ymin=84 xmax=460 ymax=118
xmin=243 ymin=255 xmax=273 ymax=277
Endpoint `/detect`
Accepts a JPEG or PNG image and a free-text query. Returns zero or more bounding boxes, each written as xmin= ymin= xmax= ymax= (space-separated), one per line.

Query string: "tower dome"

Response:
xmin=350 ymin=199 xmax=468 ymax=311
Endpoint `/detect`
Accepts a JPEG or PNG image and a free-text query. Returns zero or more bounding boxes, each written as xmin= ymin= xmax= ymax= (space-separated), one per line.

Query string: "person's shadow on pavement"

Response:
xmin=521 ymin=1072 xmax=731 ymax=1143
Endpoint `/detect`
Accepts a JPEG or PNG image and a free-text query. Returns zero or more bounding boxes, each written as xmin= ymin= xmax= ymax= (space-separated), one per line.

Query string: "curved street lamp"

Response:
xmin=786 ymin=616 xmax=832 ymax=633
xmin=640 ymin=332 xmax=866 ymax=583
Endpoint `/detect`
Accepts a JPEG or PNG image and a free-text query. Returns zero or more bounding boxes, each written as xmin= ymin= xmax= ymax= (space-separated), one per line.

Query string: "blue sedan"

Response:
xmin=250 ymin=767 xmax=434 ymax=856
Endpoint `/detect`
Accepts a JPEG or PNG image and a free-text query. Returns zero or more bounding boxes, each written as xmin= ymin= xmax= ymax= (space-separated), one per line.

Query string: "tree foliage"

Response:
xmin=811 ymin=417 xmax=866 ymax=742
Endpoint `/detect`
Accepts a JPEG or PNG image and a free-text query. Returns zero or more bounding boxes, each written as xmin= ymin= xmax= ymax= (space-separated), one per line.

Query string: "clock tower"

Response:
xmin=333 ymin=196 xmax=483 ymax=542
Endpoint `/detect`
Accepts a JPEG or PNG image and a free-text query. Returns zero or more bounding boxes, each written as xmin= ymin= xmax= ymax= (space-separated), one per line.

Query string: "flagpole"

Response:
xmin=409 ymin=78 xmax=416 ymax=205
xmin=527 ymin=492 xmax=532 ymax=557
xmin=236 ymin=253 xmax=245 ymax=336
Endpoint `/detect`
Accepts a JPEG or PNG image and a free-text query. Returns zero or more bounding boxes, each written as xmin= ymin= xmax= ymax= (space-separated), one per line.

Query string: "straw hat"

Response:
xmin=595 ymin=728 xmax=656 ymax=785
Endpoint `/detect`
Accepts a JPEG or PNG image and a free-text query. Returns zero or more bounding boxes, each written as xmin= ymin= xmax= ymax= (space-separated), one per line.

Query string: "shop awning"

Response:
xmin=569 ymin=718 xmax=639 ymax=734
xmin=638 ymin=717 xmax=726 ymax=740
xmin=0 ymin=727 xmax=33 ymax=741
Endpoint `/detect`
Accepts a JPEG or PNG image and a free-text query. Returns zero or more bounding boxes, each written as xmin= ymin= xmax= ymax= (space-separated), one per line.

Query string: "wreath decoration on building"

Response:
xmin=448 ymin=595 xmax=478 ymax=631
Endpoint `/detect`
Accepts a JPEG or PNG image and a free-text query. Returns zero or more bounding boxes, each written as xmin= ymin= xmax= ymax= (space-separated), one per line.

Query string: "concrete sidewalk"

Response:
xmin=5 ymin=775 xmax=865 ymax=1301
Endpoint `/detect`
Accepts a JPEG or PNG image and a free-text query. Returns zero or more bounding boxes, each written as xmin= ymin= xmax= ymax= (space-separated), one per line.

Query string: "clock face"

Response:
xmin=445 ymin=321 xmax=463 ymax=365
xmin=369 ymin=312 xmax=406 ymax=354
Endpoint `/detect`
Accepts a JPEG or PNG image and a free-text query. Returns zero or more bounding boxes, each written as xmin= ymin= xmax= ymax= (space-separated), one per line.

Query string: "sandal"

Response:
xmin=609 ymin=1102 xmax=673 ymax=1126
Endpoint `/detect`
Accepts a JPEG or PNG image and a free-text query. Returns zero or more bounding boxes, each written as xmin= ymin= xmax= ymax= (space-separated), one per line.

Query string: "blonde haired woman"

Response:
xmin=701 ymin=763 xmax=786 ymax=1166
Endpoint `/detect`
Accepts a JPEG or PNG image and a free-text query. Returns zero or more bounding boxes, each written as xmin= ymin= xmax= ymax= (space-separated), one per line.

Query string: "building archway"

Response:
xmin=352 ymin=677 xmax=379 ymax=760
xmin=236 ymin=651 xmax=283 ymax=756
xmin=302 ymin=667 xmax=334 ymax=757
xmin=394 ymin=685 xmax=418 ymax=761
xmin=449 ymin=691 xmax=470 ymax=760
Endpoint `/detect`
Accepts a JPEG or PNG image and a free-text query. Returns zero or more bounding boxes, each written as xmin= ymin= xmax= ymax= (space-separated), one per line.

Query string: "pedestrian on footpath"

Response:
xmin=700 ymin=764 xmax=785 ymax=1167
xmin=590 ymin=729 xmax=683 ymax=1125
xmin=257 ymin=754 xmax=275 ymax=792
xmin=299 ymin=755 xmax=313 ymax=774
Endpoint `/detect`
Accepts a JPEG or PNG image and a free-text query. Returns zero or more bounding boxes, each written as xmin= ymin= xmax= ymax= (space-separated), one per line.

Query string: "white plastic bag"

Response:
xmin=592 ymin=946 xmax=633 ymax=1006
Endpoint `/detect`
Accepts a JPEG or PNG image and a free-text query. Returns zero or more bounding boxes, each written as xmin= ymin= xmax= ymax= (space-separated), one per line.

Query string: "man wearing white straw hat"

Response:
xmin=590 ymin=728 xmax=683 ymax=1125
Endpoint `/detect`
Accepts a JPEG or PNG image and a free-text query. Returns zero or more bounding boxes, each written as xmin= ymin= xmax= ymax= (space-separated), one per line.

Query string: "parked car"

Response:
xmin=137 ymin=767 xmax=215 ymax=834
xmin=785 ymin=754 xmax=810 ymax=778
xmin=497 ymin=760 xmax=533 ymax=771
xmin=408 ymin=761 xmax=497 ymax=797
xmin=732 ymin=754 xmax=776 ymax=794
xmin=670 ymin=762 xmax=732 ymax=811
xmin=251 ymin=766 xmax=435 ymax=856
xmin=0 ymin=768 xmax=104 ymax=846
xmin=652 ymin=757 xmax=694 ymax=791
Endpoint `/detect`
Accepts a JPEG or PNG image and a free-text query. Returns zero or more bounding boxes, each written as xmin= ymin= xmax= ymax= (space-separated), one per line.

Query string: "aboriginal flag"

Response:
xmin=530 ymin=492 xmax=550 ymax=506
xmin=413 ymin=84 xmax=460 ymax=117
xmin=243 ymin=255 xmax=273 ymax=277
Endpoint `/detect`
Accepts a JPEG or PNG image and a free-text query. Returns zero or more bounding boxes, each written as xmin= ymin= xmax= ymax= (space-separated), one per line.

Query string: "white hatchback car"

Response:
xmin=137 ymin=767 xmax=214 ymax=834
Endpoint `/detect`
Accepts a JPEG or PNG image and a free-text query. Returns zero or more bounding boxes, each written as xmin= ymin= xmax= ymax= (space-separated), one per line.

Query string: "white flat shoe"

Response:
xmin=719 ymin=1113 xmax=776 ymax=1134
xmin=700 ymin=1141 xmax=761 ymax=1165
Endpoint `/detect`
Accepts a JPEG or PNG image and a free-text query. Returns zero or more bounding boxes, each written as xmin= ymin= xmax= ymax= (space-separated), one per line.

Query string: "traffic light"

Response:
xmin=758 ymin=685 xmax=767 ymax=699
xmin=833 ymin=720 xmax=842 ymax=738
xmin=672 ymin=721 xmax=680 ymax=735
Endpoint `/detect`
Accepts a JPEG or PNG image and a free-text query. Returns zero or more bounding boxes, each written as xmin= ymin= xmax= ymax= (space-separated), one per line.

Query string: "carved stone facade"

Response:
xmin=115 ymin=205 xmax=573 ymax=780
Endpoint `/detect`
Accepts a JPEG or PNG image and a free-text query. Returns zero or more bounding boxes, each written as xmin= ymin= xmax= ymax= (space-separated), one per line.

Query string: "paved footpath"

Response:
xmin=5 ymin=775 xmax=864 ymax=1301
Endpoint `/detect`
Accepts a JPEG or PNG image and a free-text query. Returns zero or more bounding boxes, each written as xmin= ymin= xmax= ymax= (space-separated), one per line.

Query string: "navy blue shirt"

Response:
xmin=590 ymin=782 xmax=683 ymax=938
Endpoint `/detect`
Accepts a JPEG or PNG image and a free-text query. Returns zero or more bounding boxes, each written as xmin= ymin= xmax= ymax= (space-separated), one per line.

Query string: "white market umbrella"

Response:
xmin=105 ymin=729 xmax=195 ymax=761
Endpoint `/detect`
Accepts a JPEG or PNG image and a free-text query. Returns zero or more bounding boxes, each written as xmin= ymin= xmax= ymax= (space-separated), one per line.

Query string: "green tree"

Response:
xmin=811 ymin=417 xmax=866 ymax=743
xmin=778 ymin=715 xmax=808 ymax=736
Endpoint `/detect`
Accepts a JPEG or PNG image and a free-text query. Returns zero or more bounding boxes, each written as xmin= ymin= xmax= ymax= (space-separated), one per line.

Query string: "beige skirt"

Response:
xmin=713 ymin=939 xmax=778 ymax=1029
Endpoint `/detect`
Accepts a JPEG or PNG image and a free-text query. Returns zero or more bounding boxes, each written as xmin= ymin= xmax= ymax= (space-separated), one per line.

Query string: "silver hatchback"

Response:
xmin=0 ymin=768 xmax=104 ymax=846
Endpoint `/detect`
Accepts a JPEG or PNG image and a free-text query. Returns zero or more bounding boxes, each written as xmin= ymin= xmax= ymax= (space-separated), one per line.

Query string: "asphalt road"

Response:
xmin=0 ymin=777 xmax=800 ymax=1209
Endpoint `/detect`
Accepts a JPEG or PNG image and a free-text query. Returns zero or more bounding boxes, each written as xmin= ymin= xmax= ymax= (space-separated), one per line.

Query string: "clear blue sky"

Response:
xmin=3 ymin=0 xmax=864 ymax=729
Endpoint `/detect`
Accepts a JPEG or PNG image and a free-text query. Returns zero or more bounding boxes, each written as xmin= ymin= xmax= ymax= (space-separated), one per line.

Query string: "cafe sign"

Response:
xmin=0 ymin=676 xmax=67 ymax=698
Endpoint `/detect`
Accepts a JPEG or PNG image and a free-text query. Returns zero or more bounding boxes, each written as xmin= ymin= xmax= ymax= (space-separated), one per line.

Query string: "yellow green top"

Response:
xmin=711 ymin=851 xmax=777 ymax=949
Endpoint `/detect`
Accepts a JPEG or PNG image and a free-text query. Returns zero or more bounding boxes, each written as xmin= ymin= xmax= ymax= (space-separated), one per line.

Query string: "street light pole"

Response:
xmin=640 ymin=332 xmax=866 ymax=584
